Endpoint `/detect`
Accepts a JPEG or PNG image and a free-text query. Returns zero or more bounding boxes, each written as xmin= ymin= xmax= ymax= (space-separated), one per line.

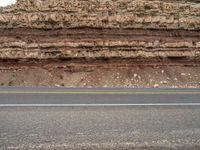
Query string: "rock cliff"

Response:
xmin=0 ymin=0 xmax=200 ymax=61
xmin=1 ymin=0 xmax=200 ymax=30
xmin=0 ymin=0 xmax=200 ymax=88
xmin=0 ymin=28 xmax=200 ymax=60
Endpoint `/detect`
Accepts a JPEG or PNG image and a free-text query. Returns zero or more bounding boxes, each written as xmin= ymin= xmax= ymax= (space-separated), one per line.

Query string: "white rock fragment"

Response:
xmin=172 ymin=85 xmax=178 ymax=88
xmin=181 ymin=73 xmax=186 ymax=76
xmin=103 ymin=85 xmax=108 ymax=88
xmin=55 ymin=84 xmax=60 ymax=87
xmin=138 ymin=76 xmax=141 ymax=80
xmin=160 ymin=81 xmax=168 ymax=84
xmin=153 ymin=84 xmax=159 ymax=88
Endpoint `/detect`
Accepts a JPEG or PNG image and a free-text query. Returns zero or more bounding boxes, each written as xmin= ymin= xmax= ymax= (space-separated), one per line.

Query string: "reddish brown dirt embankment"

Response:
xmin=1 ymin=60 xmax=200 ymax=88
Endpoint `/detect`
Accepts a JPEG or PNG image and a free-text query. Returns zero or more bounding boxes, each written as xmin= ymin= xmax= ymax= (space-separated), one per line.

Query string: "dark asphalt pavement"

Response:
xmin=0 ymin=87 xmax=200 ymax=105
xmin=0 ymin=87 xmax=200 ymax=149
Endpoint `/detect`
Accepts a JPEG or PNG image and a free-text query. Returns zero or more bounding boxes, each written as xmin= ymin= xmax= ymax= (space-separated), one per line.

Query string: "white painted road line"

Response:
xmin=0 ymin=91 xmax=200 ymax=94
xmin=0 ymin=103 xmax=200 ymax=107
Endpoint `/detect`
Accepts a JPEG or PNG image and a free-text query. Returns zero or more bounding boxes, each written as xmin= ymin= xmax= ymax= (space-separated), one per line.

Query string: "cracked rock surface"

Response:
xmin=1 ymin=0 xmax=200 ymax=30
xmin=0 ymin=0 xmax=199 ymax=88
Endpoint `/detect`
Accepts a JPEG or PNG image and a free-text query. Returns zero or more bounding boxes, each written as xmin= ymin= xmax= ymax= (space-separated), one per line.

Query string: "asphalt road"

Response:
xmin=0 ymin=87 xmax=200 ymax=105
xmin=0 ymin=87 xmax=200 ymax=149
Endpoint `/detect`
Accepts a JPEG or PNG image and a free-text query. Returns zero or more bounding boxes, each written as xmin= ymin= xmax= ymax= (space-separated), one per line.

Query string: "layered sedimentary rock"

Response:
xmin=0 ymin=28 xmax=200 ymax=60
xmin=1 ymin=0 xmax=200 ymax=30
xmin=0 ymin=0 xmax=200 ymax=61
xmin=0 ymin=0 xmax=200 ymax=88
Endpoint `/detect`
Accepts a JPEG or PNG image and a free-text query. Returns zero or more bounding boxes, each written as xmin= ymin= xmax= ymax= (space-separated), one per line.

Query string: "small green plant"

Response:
xmin=8 ymin=81 xmax=13 ymax=86
xmin=61 ymin=83 xmax=65 ymax=87
xmin=0 ymin=83 xmax=4 ymax=86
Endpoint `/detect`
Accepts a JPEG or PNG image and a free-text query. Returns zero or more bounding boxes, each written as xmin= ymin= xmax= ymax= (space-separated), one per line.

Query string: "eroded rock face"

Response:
xmin=0 ymin=0 xmax=200 ymax=30
xmin=0 ymin=0 xmax=199 ymax=61
xmin=0 ymin=28 xmax=200 ymax=60
xmin=0 ymin=0 xmax=200 ymax=88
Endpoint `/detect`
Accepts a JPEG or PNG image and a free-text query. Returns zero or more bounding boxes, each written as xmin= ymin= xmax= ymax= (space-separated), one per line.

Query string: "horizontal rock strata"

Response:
xmin=0 ymin=28 xmax=200 ymax=61
xmin=0 ymin=0 xmax=199 ymax=62
xmin=0 ymin=0 xmax=200 ymax=30
xmin=0 ymin=0 xmax=200 ymax=88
